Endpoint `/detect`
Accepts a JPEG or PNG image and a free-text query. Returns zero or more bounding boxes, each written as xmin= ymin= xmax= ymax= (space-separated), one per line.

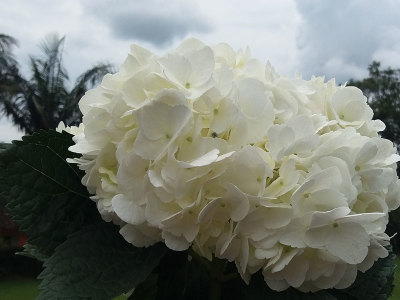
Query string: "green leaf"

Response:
xmin=183 ymin=255 xmax=210 ymax=300
xmin=17 ymin=243 xmax=49 ymax=262
xmin=0 ymin=130 xmax=99 ymax=257
xmin=153 ymin=250 xmax=190 ymax=300
xmin=0 ymin=142 xmax=12 ymax=153
xmin=37 ymin=221 xmax=167 ymax=300
xmin=157 ymin=251 xmax=210 ymax=300
xmin=0 ymin=142 xmax=12 ymax=206
xmin=128 ymin=273 xmax=158 ymax=300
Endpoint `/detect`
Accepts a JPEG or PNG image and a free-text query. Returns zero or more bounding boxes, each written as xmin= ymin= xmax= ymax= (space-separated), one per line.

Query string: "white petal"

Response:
xmin=225 ymin=184 xmax=250 ymax=222
xmin=271 ymin=248 xmax=299 ymax=273
xmin=356 ymin=141 xmax=378 ymax=165
xmin=326 ymin=222 xmax=370 ymax=264
xmin=162 ymin=231 xmax=191 ymax=251
xmin=263 ymin=277 xmax=290 ymax=292
xmin=360 ymin=168 xmax=395 ymax=192
xmin=187 ymin=47 xmax=215 ymax=85
xmin=237 ymin=78 xmax=271 ymax=118
xmin=267 ymin=125 xmax=295 ymax=160
xmin=281 ymin=256 xmax=309 ymax=287
xmin=112 ymin=194 xmax=145 ymax=225
xmin=216 ymin=232 xmax=240 ymax=260
xmin=178 ymin=149 xmax=220 ymax=167
xmin=198 ymin=198 xmax=228 ymax=224
xmin=174 ymin=38 xmax=206 ymax=53
xmin=120 ymin=223 xmax=160 ymax=247
xmin=309 ymin=207 xmax=350 ymax=228
xmin=137 ymin=101 xmax=170 ymax=140
xmin=261 ymin=205 xmax=293 ymax=229
xmin=159 ymin=53 xmax=191 ymax=86
xmin=211 ymin=98 xmax=238 ymax=134
xmin=122 ymin=77 xmax=147 ymax=108
xmin=313 ymin=263 xmax=347 ymax=290
xmin=237 ymin=237 xmax=249 ymax=274
xmin=334 ymin=264 xmax=357 ymax=288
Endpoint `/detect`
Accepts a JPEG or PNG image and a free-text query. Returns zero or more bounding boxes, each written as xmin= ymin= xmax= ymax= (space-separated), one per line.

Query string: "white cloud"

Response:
xmin=0 ymin=118 xmax=23 ymax=143
xmin=295 ymin=0 xmax=400 ymax=82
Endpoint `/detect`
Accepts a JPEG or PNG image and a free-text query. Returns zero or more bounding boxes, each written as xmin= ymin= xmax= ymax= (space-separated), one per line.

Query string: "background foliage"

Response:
xmin=0 ymin=33 xmax=113 ymax=134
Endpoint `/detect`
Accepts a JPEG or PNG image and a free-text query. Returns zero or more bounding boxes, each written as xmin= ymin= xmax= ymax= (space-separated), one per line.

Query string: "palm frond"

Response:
xmin=34 ymin=34 xmax=69 ymax=94
xmin=0 ymin=33 xmax=114 ymax=133
xmin=0 ymin=93 xmax=30 ymax=133
xmin=0 ymin=34 xmax=18 ymax=70
xmin=0 ymin=34 xmax=18 ymax=52
xmin=63 ymin=63 xmax=113 ymax=124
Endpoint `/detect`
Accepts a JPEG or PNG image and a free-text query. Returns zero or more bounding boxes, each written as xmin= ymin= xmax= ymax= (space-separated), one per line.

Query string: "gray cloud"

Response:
xmin=82 ymin=0 xmax=212 ymax=47
xmin=295 ymin=0 xmax=400 ymax=82
xmin=110 ymin=12 xmax=210 ymax=47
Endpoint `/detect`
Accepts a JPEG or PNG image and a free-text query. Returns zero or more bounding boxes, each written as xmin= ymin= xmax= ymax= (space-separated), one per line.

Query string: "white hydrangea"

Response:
xmin=67 ymin=38 xmax=400 ymax=292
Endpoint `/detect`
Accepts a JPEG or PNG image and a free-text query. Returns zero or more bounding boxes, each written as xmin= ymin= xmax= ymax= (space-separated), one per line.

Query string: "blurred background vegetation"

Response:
xmin=1 ymin=33 xmax=400 ymax=298
xmin=0 ymin=33 xmax=113 ymax=134
xmin=0 ymin=33 xmax=114 ymax=298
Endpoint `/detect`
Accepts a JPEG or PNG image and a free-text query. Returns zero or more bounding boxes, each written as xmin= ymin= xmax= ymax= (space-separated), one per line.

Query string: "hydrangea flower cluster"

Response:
xmin=64 ymin=38 xmax=400 ymax=292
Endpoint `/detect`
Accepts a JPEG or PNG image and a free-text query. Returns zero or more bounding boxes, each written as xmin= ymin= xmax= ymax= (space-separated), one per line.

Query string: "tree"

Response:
xmin=0 ymin=34 xmax=20 ymax=109
xmin=0 ymin=34 xmax=18 ymax=72
xmin=0 ymin=34 xmax=113 ymax=134
xmin=348 ymin=61 xmax=400 ymax=149
xmin=0 ymin=35 xmax=22 ymax=243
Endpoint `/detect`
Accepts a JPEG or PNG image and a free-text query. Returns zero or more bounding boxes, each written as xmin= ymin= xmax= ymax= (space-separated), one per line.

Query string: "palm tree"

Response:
xmin=0 ymin=34 xmax=113 ymax=134
xmin=0 ymin=34 xmax=18 ymax=70
xmin=0 ymin=34 xmax=20 ymax=109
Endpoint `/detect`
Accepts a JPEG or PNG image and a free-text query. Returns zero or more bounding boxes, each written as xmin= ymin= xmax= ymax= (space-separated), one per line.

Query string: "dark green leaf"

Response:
xmin=128 ymin=273 xmax=158 ymax=300
xmin=183 ymin=255 xmax=210 ymax=300
xmin=17 ymin=243 xmax=49 ymax=262
xmin=37 ymin=221 xmax=167 ymax=300
xmin=389 ymin=208 xmax=400 ymax=225
xmin=0 ymin=130 xmax=99 ymax=257
xmin=0 ymin=142 xmax=12 ymax=152
xmin=0 ymin=142 xmax=12 ymax=206
xmin=154 ymin=250 xmax=189 ymax=300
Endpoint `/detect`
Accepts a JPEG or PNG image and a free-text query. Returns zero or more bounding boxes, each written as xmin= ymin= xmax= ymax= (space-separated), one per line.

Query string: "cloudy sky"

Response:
xmin=1 ymin=0 xmax=400 ymax=142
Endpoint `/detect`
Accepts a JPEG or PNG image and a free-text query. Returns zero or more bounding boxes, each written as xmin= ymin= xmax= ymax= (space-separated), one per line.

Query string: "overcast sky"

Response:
xmin=1 ymin=0 xmax=400 ymax=142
